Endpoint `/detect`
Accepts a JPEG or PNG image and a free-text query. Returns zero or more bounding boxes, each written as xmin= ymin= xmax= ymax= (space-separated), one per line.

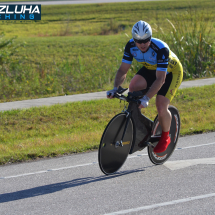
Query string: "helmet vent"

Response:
xmin=134 ymin=23 xmax=139 ymax=31
xmin=132 ymin=20 xmax=152 ymax=40
xmin=143 ymin=24 xmax=147 ymax=31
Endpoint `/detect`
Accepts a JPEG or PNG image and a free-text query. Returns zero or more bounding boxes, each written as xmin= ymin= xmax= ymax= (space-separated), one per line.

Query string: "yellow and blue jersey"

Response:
xmin=122 ymin=38 xmax=180 ymax=74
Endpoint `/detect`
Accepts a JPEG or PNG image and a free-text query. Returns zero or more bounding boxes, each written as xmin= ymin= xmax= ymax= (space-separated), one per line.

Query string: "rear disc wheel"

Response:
xmin=148 ymin=105 xmax=180 ymax=165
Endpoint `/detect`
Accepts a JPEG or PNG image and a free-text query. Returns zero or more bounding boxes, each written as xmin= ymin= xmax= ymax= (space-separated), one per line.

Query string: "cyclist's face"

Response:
xmin=135 ymin=41 xmax=151 ymax=52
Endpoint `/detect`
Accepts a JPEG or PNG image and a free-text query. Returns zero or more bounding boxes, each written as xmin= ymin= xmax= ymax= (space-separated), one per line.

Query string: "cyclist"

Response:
xmin=107 ymin=20 xmax=183 ymax=154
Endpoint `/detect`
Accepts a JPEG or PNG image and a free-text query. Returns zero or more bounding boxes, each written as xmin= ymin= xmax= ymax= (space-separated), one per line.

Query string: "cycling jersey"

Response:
xmin=122 ymin=38 xmax=180 ymax=74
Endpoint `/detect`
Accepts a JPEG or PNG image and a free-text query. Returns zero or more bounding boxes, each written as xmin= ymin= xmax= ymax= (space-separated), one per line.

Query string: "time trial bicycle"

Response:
xmin=98 ymin=86 xmax=180 ymax=175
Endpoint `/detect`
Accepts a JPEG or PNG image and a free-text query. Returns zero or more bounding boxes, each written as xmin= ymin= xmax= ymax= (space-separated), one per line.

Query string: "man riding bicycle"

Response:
xmin=107 ymin=20 xmax=183 ymax=154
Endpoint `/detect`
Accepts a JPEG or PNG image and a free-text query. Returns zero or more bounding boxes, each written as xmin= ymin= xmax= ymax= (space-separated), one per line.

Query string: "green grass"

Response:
xmin=0 ymin=35 xmax=131 ymax=102
xmin=0 ymin=84 xmax=215 ymax=165
xmin=1 ymin=1 xmax=215 ymax=38
xmin=0 ymin=0 xmax=214 ymax=102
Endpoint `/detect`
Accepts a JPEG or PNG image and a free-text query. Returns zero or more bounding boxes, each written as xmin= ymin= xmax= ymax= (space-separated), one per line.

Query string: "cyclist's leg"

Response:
xmin=153 ymin=95 xmax=172 ymax=153
xmin=129 ymin=75 xmax=147 ymax=92
xmin=156 ymin=95 xmax=171 ymax=132
xmin=154 ymin=63 xmax=183 ymax=153
xmin=164 ymin=62 xmax=183 ymax=101
xmin=129 ymin=66 xmax=156 ymax=92
xmin=156 ymin=61 xmax=183 ymax=131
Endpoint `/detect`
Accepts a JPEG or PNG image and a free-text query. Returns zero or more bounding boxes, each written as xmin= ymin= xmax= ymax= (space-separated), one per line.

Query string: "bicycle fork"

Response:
xmin=115 ymin=111 xmax=131 ymax=148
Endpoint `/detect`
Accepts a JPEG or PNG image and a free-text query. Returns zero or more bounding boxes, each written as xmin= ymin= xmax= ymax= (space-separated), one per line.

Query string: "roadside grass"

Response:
xmin=1 ymin=31 xmax=214 ymax=102
xmin=2 ymin=1 xmax=214 ymax=38
xmin=0 ymin=0 xmax=214 ymax=101
xmin=0 ymin=35 xmax=130 ymax=102
xmin=0 ymin=84 xmax=215 ymax=165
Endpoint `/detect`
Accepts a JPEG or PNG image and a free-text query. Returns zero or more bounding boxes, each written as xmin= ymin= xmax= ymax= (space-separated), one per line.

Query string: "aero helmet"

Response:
xmin=132 ymin=20 xmax=152 ymax=42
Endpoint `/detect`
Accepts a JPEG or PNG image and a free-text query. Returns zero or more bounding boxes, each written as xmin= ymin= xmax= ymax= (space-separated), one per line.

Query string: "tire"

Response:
xmin=148 ymin=105 xmax=180 ymax=165
xmin=98 ymin=113 xmax=133 ymax=175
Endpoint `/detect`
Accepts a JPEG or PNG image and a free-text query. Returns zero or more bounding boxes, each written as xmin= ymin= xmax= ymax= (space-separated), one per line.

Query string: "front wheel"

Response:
xmin=148 ymin=105 xmax=180 ymax=165
xmin=98 ymin=113 xmax=133 ymax=175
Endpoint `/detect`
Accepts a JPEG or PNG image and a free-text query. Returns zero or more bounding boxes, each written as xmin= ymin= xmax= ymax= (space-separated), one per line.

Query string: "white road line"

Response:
xmin=0 ymin=162 xmax=98 ymax=179
xmin=176 ymin=142 xmax=215 ymax=150
xmin=164 ymin=157 xmax=215 ymax=170
xmin=0 ymin=142 xmax=214 ymax=179
xmin=104 ymin=193 xmax=215 ymax=215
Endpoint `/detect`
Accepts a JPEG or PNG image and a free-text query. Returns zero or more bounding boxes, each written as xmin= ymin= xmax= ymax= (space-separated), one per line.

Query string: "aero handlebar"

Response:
xmin=110 ymin=86 xmax=146 ymax=105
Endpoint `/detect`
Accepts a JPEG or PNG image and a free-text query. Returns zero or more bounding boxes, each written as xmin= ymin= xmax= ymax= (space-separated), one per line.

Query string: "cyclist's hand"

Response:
xmin=139 ymin=95 xmax=150 ymax=108
xmin=107 ymin=87 xmax=118 ymax=99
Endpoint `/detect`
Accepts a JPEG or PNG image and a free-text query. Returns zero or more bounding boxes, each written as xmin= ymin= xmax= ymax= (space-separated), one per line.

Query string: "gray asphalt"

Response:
xmin=1 ymin=77 xmax=215 ymax=111
xmin=0 ymin=132 xmax=215 ymax=214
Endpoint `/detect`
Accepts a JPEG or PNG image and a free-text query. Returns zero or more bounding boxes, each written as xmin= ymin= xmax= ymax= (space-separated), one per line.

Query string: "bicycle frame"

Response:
xmin=99 ymin=87 xmax=181 ymax=174
xmin=120 ymin=102 xmax=155 ymax=154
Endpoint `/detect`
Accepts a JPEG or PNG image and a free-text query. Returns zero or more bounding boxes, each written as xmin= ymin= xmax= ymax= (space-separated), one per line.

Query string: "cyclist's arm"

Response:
xmin=145 ymin=70 xmax=166 ymax=99
xmin=114 ymin=39 xmax=133 ymax=88
xmin=114 ymin=62 xmax=131 ymax=88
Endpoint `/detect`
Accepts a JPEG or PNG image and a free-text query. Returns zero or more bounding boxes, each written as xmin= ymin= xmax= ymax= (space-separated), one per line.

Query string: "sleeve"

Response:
xmin=122 ymin=41 xmax=133 ymax=64
xmin=156 ymin=47 xmax=169 ymax=72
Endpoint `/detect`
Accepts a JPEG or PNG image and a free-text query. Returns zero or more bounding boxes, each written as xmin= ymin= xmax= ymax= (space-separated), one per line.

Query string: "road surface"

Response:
xmin=0 ymin=132 xmax=215 ymax=214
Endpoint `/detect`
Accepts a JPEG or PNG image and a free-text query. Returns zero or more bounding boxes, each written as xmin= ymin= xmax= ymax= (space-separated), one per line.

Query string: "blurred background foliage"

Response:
xmin=0 ymin=0 xmax=214 ymax=101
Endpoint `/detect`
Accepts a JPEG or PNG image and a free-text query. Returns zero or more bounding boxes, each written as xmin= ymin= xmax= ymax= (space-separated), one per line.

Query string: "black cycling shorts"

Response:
xmin=136 ymin=66 xmax=176 ymax=101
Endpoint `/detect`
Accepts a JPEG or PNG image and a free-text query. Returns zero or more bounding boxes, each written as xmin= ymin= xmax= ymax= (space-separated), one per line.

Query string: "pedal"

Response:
xmin=149 ymin=135 xmax=161 ymax=143
xmin=146 ymin=142 xmax=155 ymax=148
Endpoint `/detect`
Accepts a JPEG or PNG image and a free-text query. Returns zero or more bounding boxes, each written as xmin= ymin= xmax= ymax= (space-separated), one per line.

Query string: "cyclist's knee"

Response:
xmin=129 ymin=75 xmax=147 ymax=92
xmin=156 ymin=105 xmax=167 ymax=117
xmin=156 ymin=96 xmax=170 ymax=116
xmin=129 ymin=82 xmax=136 ymax=92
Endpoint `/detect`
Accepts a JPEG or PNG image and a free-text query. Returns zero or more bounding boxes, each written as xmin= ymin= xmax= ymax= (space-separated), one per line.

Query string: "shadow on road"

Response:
xmin=0 ymin=167 xmax=149 ymax=203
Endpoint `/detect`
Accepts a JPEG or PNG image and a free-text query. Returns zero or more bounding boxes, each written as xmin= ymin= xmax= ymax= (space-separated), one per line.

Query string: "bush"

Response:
xmin=154 ymin=9 xmax=215 ymax=79
xmin=0 ymin=33 xmax=25 ymax=65
xmin=0 ymin=33 xmax=26 ymax=100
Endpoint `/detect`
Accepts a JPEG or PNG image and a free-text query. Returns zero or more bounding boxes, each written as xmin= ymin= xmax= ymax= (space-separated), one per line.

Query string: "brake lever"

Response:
xmin=117 ymin=86 xmax=128 ymax=94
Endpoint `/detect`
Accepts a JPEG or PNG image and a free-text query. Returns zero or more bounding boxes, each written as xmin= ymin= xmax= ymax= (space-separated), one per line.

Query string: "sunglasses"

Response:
xmin=133 ymin=37 xmax=151 ymax=44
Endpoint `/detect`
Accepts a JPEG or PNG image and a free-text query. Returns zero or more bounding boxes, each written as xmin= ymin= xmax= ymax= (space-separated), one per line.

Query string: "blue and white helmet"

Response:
xmin=132 ymin=20 xmax=152 ymax=41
